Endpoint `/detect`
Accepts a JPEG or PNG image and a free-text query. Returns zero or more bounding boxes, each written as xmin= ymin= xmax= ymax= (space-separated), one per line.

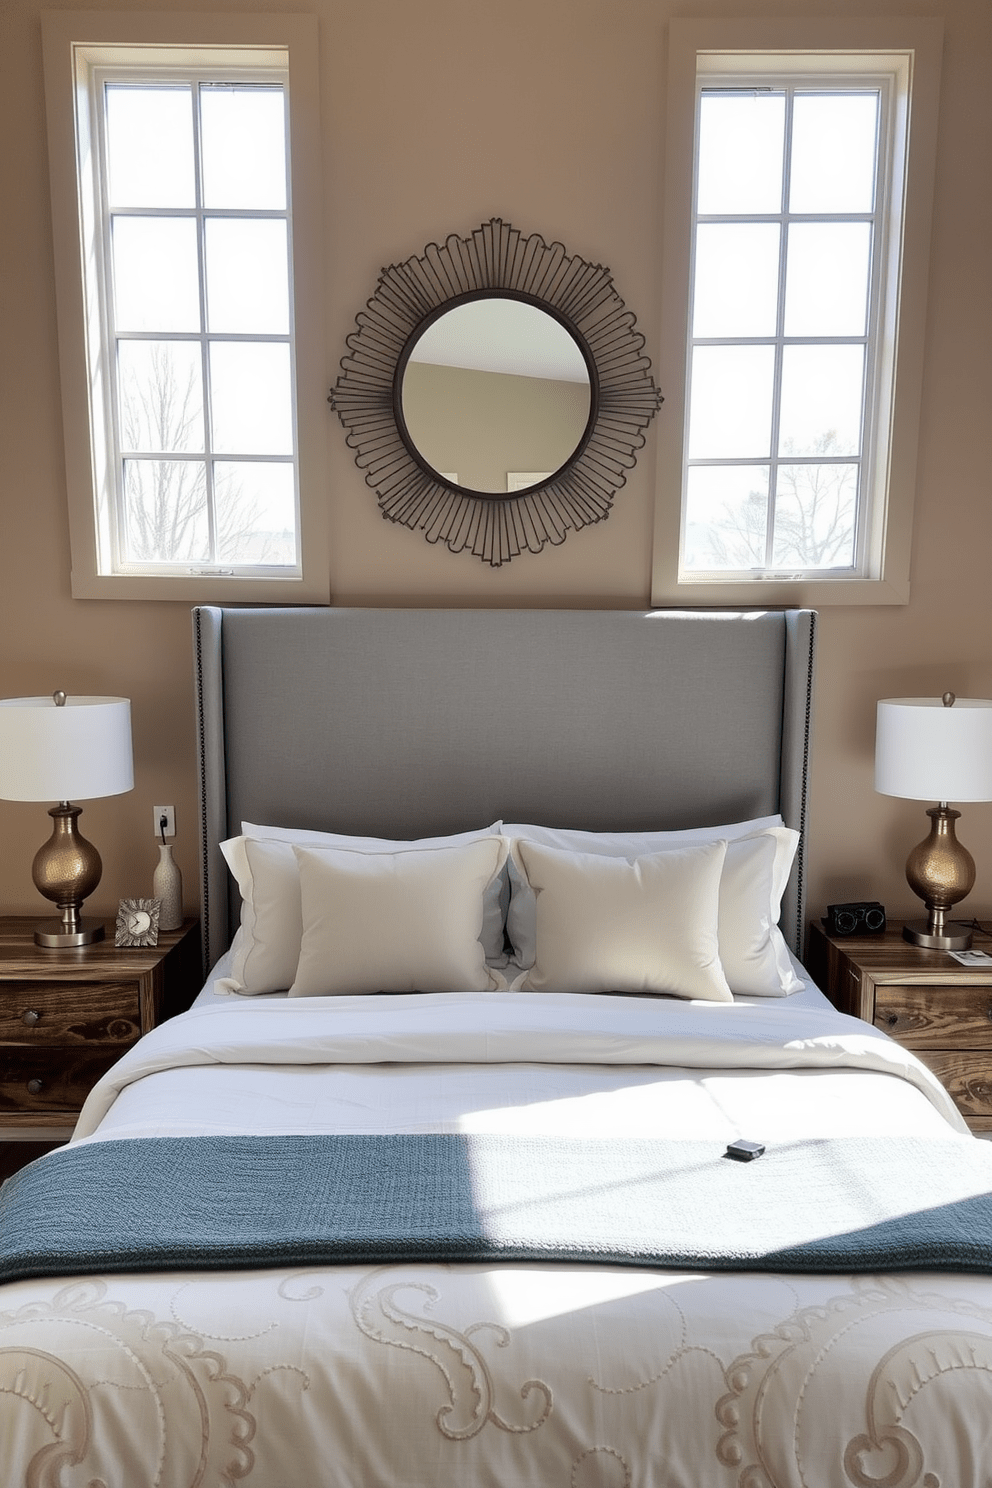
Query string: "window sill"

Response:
xmin=69 ymin=568 xmax=330 ymax=604
xmin=650 ymin=572 xmax=910 ymax=608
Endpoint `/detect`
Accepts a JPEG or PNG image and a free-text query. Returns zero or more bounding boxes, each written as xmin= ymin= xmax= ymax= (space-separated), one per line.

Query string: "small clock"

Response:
xmin=116 ymin=898 xmax=161 ymax=947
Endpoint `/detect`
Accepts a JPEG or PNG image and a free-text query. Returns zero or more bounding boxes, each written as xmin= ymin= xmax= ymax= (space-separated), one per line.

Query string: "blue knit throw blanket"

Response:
xmin=3 ymin=1132 xmax=992 ymax=1286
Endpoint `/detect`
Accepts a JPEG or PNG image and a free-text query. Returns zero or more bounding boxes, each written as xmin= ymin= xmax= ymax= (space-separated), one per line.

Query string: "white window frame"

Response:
xmin=652 ymin=18 xmax=943 ymax=607
xmin=43 ymin=11 xmax=330 ymax=602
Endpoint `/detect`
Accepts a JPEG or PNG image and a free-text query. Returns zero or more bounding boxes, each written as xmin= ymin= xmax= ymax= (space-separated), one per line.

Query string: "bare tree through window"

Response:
xmin=119 ymin=345 xmax=286 ymax=565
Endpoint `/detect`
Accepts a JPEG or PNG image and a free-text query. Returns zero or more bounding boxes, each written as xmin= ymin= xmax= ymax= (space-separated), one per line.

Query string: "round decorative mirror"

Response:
xmin=329 ymin=219 xmax=662 ymax=566
xmin=396 ymin=294 xmax=595 ymax=497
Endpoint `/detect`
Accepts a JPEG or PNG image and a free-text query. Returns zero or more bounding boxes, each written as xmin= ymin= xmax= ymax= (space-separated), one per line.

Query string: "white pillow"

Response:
xmin=504 ymin=818 xmax=801 ymax=996
xmin=289 ymin=838 xmax=509 ymax=996
xmin=221 ymin=821 xmax=507 ymax=994
xmin=509 ymin=838 xmax=732 ymax=1002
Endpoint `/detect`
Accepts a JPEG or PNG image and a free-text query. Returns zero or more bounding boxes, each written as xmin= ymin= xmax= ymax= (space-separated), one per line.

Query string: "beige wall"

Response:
xmin=402 ymin=362 xmax=590 ymax=492
xmin=1 ymin=0 xmax=990 ymax=938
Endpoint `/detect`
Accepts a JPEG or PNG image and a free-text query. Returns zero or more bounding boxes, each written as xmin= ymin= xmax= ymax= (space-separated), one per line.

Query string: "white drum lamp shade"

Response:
xmin=0 ymin=694 xmax=134 ymax=945
xmin=875 ymin=696 xmax=992 ymax=950
xmin=0 ymin=696 xmax=133 ymax=801
xmin=875 ymin=697 xmax=992 ymax=803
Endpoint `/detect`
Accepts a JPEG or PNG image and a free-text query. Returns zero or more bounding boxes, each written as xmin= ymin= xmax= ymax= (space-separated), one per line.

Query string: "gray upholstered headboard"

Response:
xmin=193 ymin=607 xmax=817 ymax=975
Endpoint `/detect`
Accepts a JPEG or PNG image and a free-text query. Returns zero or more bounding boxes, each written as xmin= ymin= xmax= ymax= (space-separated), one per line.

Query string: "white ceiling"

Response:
xmin=408 ymin=298 xmax=589 ymax=383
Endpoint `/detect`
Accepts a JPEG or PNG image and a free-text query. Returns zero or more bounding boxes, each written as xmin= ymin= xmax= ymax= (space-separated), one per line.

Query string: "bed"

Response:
xmin=4 ymin=604 xmax=992 ymax=1488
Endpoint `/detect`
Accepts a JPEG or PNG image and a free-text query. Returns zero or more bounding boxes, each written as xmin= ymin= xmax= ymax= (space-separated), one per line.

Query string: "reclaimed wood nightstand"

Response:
xmin=0 ymin=917 xmax=200 ymax=1140
xmin=806 ymin=918 xmax=992 ymax=1134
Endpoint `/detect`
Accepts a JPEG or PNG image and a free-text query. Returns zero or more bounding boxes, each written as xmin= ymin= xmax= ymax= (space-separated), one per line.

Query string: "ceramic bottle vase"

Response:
xmin=153 ymin=843 xmax=183 ymax=931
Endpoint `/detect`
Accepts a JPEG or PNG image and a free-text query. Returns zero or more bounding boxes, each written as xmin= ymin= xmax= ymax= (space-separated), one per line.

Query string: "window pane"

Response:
xmin=789 ymin=92 xmax=879 ymax=213
xmin=215 ymin=462 xmax=298 ymax=564
xmin=118 ymin=341 xmax=204 ymax=453
xmin=205 ymin=220 xmax=290 ymax=334
xmin=122 ymin=460 xmax=209 ymax=562
xmin=693 ymin=224 xmax=780 ymax=338
xmin=784 ymin=223 xmax=871 ymax=337
xmin=697 ymin=92 xmax=784 ymax=214
xmin=209 ymin=342 xmax=294 ymax=455
xmin=105 ymin=85 xmax=194 ymax=208
xmin=113 ymin=218 xmax=200 ymax=333
xmin=778 ymin=344 xmax=865 ymax=457
xmin=683 ymin=465 xmax=769 ymax=570
xmin=200 ymin=85 xmax=287 ymax=209
xmin=772 ymin=463 xmax=858 ymax=569
xmin=688 ymin=345 xmax=775 ymax=459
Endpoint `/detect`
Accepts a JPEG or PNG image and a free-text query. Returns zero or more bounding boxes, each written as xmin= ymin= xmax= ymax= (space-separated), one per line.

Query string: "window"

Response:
xmin=685 ymin=83 xmax=882 ymax=578
xmin=653 ymin=20 xmax=943 ymax=606
xmin=43 ymin=13 xmax=328 ymax=601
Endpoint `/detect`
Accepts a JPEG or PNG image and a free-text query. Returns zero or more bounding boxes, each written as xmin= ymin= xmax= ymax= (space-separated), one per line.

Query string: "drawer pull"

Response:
xmin=26 ymin=1078 xmax=43 ymax=1095
xmin=21 ymin=1009 xmax=41 ymax=1027
xmin=886 ymin=1013 xmax=899 ymax=1027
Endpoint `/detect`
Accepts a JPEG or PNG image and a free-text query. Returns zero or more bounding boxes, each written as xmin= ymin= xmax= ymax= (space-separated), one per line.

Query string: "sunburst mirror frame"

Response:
xmin=329 ymin=219 xmax=663 ymax=567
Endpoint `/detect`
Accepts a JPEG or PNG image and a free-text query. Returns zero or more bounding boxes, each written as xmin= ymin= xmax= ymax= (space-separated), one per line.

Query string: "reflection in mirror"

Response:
xmin=398 ymin=298 xmax=592 ymax=495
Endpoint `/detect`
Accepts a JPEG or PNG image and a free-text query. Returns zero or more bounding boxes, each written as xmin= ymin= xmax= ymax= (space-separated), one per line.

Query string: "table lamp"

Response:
xmin=0 ymin=692 xmax=134 ymax=946
xmin=875 ymin=694 xmax=992 ymax=950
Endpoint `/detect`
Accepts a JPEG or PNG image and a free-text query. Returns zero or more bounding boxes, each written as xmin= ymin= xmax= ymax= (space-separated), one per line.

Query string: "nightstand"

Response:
xmin=0 ymin=917 xmax=200 ymax=1139
xmin=806 ymin=919 xmax=992 ymax=1133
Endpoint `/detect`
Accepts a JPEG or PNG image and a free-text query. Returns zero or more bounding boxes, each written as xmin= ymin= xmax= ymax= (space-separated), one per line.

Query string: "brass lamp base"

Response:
xmin=34 ymin=917 xmax=106 ymax=948
xmin=902 ymin=918 xmax=972 ymax=952
xmin=903 ymin=804 xmax=975 ymax=952
xmin=31 ymin=801 xmax=104 ymax=949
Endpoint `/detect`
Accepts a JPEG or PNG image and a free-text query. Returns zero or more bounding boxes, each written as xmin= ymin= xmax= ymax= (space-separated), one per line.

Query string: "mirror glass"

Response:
xmin=398 ymin=298 xmax=592 ymax=494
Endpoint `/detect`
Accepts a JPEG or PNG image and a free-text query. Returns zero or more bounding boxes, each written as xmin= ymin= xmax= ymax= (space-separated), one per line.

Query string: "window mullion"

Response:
xmin=763 ymin=86 xmax=794 ymax=570
xmin=94 ymin=76 xmax=128 ymax=576
xmin=852 ymin=80 xmax=887 ymax=577
xmin=191 ymin=80 xmax=218 ymax=568
xmin=281 ymin=82 xmax=302 ymax=568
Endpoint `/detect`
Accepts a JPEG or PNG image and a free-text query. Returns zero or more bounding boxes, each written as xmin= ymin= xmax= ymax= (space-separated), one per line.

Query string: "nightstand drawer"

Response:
xmin=0 ymin=980 xmax=141 ymax=1043
xmin=914 ymin=1050 xmax=992 ymax=1128
xmin=873 ymin=984 xmax=992 ymax=1048
xmin=0 ymin=1045 xmax=128 ymax=1112
xmin=0 ymin=918 xmax=199 ymax=1149
xmin=807 ymin=921 xmax=992 ymax=1137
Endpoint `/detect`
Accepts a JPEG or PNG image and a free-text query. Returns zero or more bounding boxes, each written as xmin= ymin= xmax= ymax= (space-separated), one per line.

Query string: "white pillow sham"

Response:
xmin=221 ymin=821 xmax=506 ymax=995
xmin=509 ymin=838 xmax=732 ymax=1001
xmin=504 ymin=817 xmax=801 ymax=996
xmin=289 ymin=838 xmax=509 ymax=996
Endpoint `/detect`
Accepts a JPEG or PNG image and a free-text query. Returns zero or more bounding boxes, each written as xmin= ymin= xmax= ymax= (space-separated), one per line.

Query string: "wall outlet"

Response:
xmin=154 ymin=805 xmax=176 ymax=839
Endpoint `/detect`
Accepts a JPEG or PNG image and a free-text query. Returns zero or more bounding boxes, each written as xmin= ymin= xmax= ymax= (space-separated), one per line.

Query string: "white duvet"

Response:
xmin=5 ymin=988 xmax=992 ymax=1488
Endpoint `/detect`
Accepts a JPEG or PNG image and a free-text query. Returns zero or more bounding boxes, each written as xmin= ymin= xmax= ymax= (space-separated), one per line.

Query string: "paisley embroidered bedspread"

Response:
xmin=4 ymin=991 xmax=992 ymax=1486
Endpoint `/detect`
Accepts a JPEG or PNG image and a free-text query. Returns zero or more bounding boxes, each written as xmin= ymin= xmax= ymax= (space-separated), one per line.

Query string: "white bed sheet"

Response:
xmin=94 ymin=948 xmax=852 ymax=1147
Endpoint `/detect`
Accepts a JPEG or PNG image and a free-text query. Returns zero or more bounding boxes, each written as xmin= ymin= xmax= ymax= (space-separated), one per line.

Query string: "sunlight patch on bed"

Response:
xmin=476 ymin=1265 xmax=688 ymax=1328
xmin=450 ymin=1077 xmax=721 ymax=1137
